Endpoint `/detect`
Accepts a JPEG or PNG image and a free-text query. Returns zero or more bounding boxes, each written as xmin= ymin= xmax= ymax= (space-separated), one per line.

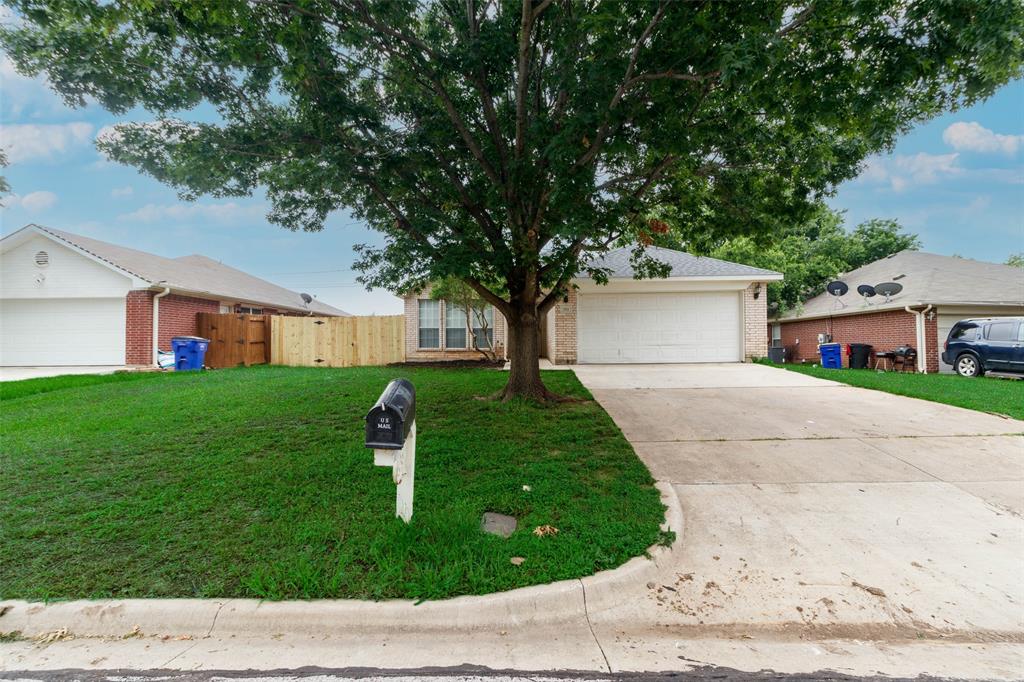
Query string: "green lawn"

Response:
xmin=759 ymin=360 xmax=1024 ymax=420
xmin=0 ymin=366 xmax=664 ymax=601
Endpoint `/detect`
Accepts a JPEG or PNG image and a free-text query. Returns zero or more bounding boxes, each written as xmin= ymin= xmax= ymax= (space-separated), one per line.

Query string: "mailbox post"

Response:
xmin=365 ymin=379 xmax=416 ymax=523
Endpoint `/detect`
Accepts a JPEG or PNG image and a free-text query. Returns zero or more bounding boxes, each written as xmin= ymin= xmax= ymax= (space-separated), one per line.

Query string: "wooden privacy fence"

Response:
xmin=197 ymin=313 xmax=271 ymax=368
xmin=270 ymin=315 xmax=405 ymax=367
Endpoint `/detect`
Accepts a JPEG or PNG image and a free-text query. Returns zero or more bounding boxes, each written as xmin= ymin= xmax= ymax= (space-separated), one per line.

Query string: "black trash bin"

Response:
xmin=849 ymin=343 xmax=873 ymax=369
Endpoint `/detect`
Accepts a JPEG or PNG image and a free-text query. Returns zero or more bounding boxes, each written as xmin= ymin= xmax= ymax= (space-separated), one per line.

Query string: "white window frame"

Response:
xmin=445 ymin=302 xmax=468 ymax=349
xmin=418 ymin=299 xmax=441 ymax=349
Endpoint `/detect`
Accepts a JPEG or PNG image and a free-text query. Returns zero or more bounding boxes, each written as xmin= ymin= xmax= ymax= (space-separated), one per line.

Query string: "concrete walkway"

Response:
xmin=2 ymin=363 xmax=1022 ymax=678
xmin=573 ymin=363 xmax=1024 ymax=646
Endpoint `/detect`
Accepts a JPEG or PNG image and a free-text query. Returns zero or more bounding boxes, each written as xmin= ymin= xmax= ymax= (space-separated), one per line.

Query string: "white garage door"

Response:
xmin=0 ymin=298 xmax=126 ymax=366
xmin=577 ymin=291 xmax=741 ymax=364
xmin=936 ymin=313 xmax=960 ymax=374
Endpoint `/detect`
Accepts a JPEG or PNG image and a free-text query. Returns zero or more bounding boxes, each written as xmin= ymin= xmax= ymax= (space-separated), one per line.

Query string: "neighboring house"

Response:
xmin=403 ymin=246 xmax=782 ymax=364
xmin=771 ymin=250 xmax=1024 ymax=373
xmin=0 ymin=224 xmax=348 ymax=367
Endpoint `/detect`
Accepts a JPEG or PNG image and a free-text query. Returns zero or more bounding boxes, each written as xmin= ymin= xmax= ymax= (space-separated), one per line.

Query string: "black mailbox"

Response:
xmin=365 ymin=378 xmax=416 ymax=450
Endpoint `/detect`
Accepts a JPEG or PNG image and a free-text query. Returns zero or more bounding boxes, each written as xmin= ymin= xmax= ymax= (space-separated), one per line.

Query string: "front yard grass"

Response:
xmin=759 ymin=360 xmax=1024 ymax=420
xmin=0 ymin=366 xmax=664 ymax=601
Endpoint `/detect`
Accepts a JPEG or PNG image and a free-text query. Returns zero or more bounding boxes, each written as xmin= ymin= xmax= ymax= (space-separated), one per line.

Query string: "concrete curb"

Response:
xmin=0 ymin=482 xmax=683 ymax=639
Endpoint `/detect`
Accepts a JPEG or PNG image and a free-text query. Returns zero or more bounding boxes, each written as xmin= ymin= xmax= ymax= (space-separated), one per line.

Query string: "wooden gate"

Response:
xmin=197 ymin=313 xmax=271 ymax=368
xmin=270 ymin=315 xmax=405 ymax=367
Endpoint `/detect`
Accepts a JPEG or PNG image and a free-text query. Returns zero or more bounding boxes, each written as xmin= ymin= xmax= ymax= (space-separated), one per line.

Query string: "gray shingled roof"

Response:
xmin=30 ymin=225 xmax=349 ymax=316
xmin=581 ymin=246 xmax=782 ymax=279
xmin=777 ymin=250 xmax=1024 ymax=321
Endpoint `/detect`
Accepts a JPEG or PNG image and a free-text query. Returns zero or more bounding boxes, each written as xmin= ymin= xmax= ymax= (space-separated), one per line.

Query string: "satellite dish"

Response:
xmin=875 ymin=282 xmax=903 ymax=302
xmin=300 ymin=292 xmax=313 ymax=304
xmin=826 ymin=281 xmax=849 ymax=297
xmin=857 ymin=284 xmax=876 ymax=298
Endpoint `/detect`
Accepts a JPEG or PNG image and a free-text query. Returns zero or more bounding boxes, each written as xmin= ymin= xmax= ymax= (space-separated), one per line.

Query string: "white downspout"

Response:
xmin=904 ymin=304 xmax=933 ymax=373
xmin=153 ymin=285 xmax=171 ymax=365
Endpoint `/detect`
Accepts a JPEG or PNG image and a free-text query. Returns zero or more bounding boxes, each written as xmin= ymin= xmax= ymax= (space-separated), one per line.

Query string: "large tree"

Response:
xmin=3 ymin=1 xmax=1021 ymax=399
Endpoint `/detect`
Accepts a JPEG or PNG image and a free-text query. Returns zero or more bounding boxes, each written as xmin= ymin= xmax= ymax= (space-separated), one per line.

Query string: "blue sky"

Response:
xmin=1 ymin=50 xmax=1021 ymax=315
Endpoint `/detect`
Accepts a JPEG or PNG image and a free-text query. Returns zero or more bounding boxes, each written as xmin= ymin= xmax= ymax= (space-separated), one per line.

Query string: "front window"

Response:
xmin=418 ymin=299 xmax=440 ymax=348
xmin=445 ymin=303 xmax=468 ymax=349
xmin=472 ymin=305 xmax=494 ymax=348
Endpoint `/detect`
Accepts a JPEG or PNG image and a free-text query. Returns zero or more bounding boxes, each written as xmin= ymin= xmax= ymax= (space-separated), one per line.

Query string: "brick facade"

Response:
xmin=550 ymin=287 xmax=578 ymax=365
xmin=404 ymin=287 xmax=508 ymax=362
xmin=776 ymin=308 xmax=939 ymax=372
xmin=404 ymin=282 xmax=771 ymax=366
xmin=125 ymin=290 xmax=154 ymax=365
xmin=742 ymin=283 xmax=769 ymax=361
xmin=157 ymin=294 xmax=221 ymax=350
xmin=125 ymin=292 xmax=221 ymax=365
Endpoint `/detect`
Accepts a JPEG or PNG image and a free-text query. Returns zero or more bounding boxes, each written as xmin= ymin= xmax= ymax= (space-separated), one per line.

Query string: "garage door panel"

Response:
xmin=0 ymin=298 xmax=125 ymax=366
xmin=578 ymin=291 xmax=741 ymax=364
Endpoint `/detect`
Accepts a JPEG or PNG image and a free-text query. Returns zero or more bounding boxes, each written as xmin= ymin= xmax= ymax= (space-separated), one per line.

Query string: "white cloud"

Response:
xmin=118 ymin=201 xmax=265 ymax=224
xmin=0 ymin=55 xmax=69 ymax=120
xmin=943 ymin=122 xmax=1022 ymax=155
xmin=0 ymin=122 xmax=94 ymax=163
xmin=857 ymin=152 xmax=962 ymax=191
xmin=111 ymin=185 xmax=134 ymax=198
xmin=3 ymin=190 xmax=57 ymax=212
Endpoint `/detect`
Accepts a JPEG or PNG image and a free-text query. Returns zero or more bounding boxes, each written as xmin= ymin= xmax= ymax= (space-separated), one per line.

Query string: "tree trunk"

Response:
xmin=500 ymin=302 xmax=556 ymax=401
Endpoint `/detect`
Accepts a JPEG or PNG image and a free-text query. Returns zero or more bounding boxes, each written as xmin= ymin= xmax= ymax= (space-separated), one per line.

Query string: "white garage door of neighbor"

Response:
xmin=936 ymin=313 xmax=960 ymax=374
xmin=577 ymin=291 xmax=742 ymax=364
xmin=0 ymin=298 xmax=126 ymax=366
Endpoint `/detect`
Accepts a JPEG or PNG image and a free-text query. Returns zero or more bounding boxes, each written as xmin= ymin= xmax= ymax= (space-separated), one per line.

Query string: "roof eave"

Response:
xmin=771 ymin=299 xmax=1024 ymax=323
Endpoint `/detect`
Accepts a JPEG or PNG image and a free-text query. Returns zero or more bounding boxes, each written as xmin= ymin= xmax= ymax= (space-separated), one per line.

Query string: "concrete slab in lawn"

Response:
xmin=572 ymin=362 xmax=835 ymax=390
xmin=593 ymin=385 xmax=1024 ymax=442
xmin=636 ymin=437 xmax=937 ymax=485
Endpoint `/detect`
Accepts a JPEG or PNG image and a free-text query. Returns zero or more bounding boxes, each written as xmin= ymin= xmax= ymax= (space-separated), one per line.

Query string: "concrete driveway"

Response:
xmin=0 ymin=365 xmax=128 ymax=381
xmin=575 ymin=363 xmax=1024 ymax=651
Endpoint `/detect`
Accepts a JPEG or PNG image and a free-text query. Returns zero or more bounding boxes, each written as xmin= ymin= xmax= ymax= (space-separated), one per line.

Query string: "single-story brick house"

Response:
xmin=0 ymin=224 xmax=348 ymax=367
xmin=403 ymin=246 xmax=782 ymax=364
xmin=771 ymin=250 xmax=1024 ymax=373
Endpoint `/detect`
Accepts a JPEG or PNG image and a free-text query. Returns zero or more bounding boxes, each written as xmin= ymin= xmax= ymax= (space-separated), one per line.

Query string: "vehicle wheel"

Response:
xmin=955 ymin=354 xmax=984 ymax=378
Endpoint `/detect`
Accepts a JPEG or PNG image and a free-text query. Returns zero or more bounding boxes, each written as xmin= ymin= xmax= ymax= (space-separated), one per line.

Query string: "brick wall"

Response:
xmin=125 ymin=290 xmax=154 ymax=365
xmin=157 ymin=294 xmax=221 ymax=350
xmin=743 ymin=283 xmax=769 ymax=361
xmin=551 ymin=287 xmax=577 ymax=365
xmin=777 ymin=308 xmax=939 ymax=372
xmin=404 ymin=288 xmax=508 ymax=362
xmin=125 ymin=292 xmax=221 ymax=365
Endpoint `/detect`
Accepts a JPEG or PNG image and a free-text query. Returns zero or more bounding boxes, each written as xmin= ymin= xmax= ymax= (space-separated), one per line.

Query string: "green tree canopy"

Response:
xmin=1006 ymin=253 xmax=1024 ymax=268
xmin=711 ymin=207 xmax=921 ymax=314
xmin=3 ymin=0 xmax=1021 ymax=398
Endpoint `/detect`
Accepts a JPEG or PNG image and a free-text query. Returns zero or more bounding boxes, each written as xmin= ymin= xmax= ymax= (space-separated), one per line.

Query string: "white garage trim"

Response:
xmin=577 ymin=290 xmax=742 ymax=364
xmin=0 ymin=297 xmax=126 ymax=366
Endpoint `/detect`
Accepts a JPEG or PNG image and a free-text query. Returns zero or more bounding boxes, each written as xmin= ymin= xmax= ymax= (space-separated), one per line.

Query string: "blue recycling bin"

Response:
xmin=171 ymin=336 xmax=209 ymax=371
xmin=819 ymin=342 xmax=843 ymax=369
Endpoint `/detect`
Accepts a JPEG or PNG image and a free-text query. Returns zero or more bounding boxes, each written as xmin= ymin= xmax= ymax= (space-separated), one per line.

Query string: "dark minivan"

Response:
xmin=942 ymin=317 xmax=1024 ymax=377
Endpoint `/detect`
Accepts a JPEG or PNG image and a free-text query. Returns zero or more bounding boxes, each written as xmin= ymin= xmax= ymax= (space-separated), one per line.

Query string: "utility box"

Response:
xmin=365 ymin=378 xmax=416 ymax=450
